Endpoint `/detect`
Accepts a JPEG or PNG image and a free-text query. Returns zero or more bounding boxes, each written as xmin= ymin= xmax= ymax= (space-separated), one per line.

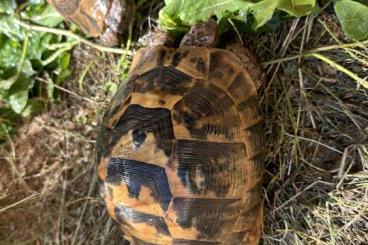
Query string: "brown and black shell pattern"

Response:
xmin=96 ymin=46 xmax=265 ymax=244
xmin=48 ymin=0 xmax=134 ymax=46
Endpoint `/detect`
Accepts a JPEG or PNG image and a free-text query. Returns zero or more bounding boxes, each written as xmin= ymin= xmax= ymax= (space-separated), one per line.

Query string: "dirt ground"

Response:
xmin=0 ymin=4 xmax=367 ymax=245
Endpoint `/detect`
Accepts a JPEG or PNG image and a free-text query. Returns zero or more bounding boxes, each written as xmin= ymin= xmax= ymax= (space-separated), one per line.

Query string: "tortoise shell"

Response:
xmin=48 ymin=0 xmax=134 ymax=46
xmin=97 ymin=46 xmax=265 ymax=244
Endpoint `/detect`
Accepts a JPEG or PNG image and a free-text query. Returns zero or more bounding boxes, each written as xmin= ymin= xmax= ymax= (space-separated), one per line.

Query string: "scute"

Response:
xmin=48 ymin=0 xmax=107 ymax=36
xmin=97 ymin=46 xmax=264 ymax=244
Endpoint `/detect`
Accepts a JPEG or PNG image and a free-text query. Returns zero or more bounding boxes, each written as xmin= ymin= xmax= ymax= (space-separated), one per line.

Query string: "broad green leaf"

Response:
xmin=159 ymin=0 xmax=318 ymax=33
xmin=0 ymin=15 xmax=27 ymax=40
xmin=249 ymin=0 xmax=278 ymax=28
xmin=278 ymin=0 xmax=318 ymax=16
xmin=22 ymin=99 xmax=44 ymax=117
xmin=60 ymin=53 xmax=71 ymax=69
xmin=7 ymin=77 xmax=34 ymax=113
xmin=0 ymin=60 xmax=35 ymax=90
xmin=0 ymin=0 xmax=16 ymax=14
xmin=334 ymin=0 xmax=368 ymax=41
xmin=21 ymin=4 xmax=64 ymax=27
xmin=174 ymin=0 xmax=251 ymax=24
xmin=159 ymin=0 xmax=252 ymax=32
xmin=0 ymin=35 xmax=22 ymax=68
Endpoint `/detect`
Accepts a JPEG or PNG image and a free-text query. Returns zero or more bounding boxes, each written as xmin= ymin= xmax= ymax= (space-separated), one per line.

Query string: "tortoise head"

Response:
xmin=48 ymin=0 xmax=135 ymax=46
xmin=180 ymin=19 xmax=218 ymax=47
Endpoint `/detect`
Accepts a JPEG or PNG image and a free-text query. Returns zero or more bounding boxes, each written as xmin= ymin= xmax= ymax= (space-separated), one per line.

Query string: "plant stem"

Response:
xmin=307 ymin=53 xmax=368 ymax=89
xmin=14 ymin=19 xmax=132 ymax=55
xmin=41 ymin=41 xmax=78 ymax=66
xmin=262 ymin=40 xmax=368 ymax=66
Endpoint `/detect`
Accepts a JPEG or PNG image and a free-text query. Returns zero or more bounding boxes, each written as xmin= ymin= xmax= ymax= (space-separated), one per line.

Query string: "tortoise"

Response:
xmin=47 ymin=0 xmax=135 ymax=46
xmin=96 ymin=20 xmax=265 ymax=244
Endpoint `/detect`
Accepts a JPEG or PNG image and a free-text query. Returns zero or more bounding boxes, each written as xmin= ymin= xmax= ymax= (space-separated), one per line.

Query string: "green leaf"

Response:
xmin=334 ymin=0 xmax=368 ymax=41
xmin=0 ymin=37 xmax=22 ymax=68
xmin=159 ymin=0 xmax=318 ymax=33
xmin=159 ymin=0 xmax=252 ymax=33
xmin=60 ymin=53 xmax=71 ymax=69
xmin=249 ymin=0 xmax=278 ymax=28
xmin=278 ymin=0 xmax=318 ymax=16
xmin=0 ymin=15 xmax=27 ymax=40
xmin=7 ymin=77 xmax=34 ymax=113
xmin=104 ymin=81 xmax=118 ymax=96
xmin=0 ymin=0 xmax=16 ymax=14
xmin=21 ymin=4 xmax=64 ymax=27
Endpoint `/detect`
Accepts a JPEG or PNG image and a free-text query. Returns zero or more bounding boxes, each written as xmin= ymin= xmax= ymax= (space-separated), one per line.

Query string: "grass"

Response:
xmin=259 ymin=11 xmax=368 ymax=244
xmin=0 ymin=1 xmax=367 ymax=244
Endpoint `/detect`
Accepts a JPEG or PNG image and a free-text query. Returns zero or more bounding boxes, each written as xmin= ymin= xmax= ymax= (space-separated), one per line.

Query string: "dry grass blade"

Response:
xmin=260 ymin=8 xmax=368 ymax=244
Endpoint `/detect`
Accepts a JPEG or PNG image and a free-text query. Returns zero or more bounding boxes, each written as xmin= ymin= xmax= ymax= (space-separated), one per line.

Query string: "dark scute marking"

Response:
xmin=227 ymin=72 xmax=253 ymax=102
xmin=159 ymin=99 xmax=166 ymax=105
xmin=181 ymin=83 xmax=224 ymax=117
xmin=79 ymin=10 xmax=102 ymax=34
xmin=209 ymin=52 xmax=222 ymax=78
xmin=172 ymin=140 xmax=246 ymax=196
xmin=196 ymin=57 xmax=206 ymax=75
xmin=173 ymin=104 xmax=206 ymax=140
xmin=173 ymin=83 xmax=237 ymax=140
xmin=172 ymin=198 xmax=240 ymax=238
xmin=173 ymin=240 xmax=220 ymax=245
xmin=111 ymin=76 xmax=136 ymax=108
xmin=134 ymin=66 xmax=192 ymax=96
xmin=106 ymin=158 xmax=172 ymax=211
xmin=209 ymin=51 xmax=236 ymax=79
xmin=188 ymin=57 xmax=206 ymax=75
xmin=183 ymin=112 xmax=196 ymax=128
xmin=115 ymin=206 xmax=171 ymax=236
xmin=132 ymin=129 xmax=147 ymax=147
xmin=173 ymin=50 xmax=190 ymax=66
xmin=132 ymin=236 xmax=161 ymax=245
xmin=108 ymin=96 xmax=132 ymax=122
xmin=112 ymin=104 xmax=175 ymax=157
xmin=158 ymin=49 xmax=167 ymax=64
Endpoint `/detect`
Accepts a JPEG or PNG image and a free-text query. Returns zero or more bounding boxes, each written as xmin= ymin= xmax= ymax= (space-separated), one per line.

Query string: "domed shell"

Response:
xmin=48 ymin=0 xmax=134 ymax=46
xmin=96 ymin=46 xmax=265 ymax=244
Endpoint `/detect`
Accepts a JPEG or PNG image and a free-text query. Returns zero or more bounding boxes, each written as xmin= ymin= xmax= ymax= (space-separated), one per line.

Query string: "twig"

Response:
xmin=71 ymin=167 xmax=98 ymax=245
xmin=36 ymin=77 xmax=100 ymax=105
xmin=274 ymin=181 xmax=321 ymax=211
xmin=14 ymin=18 xmax=132 ymax=55
xmin=285 ymin=132 xmax=344 ymax=154
xmin=0 ymin=193 xmax=40 ymax=213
